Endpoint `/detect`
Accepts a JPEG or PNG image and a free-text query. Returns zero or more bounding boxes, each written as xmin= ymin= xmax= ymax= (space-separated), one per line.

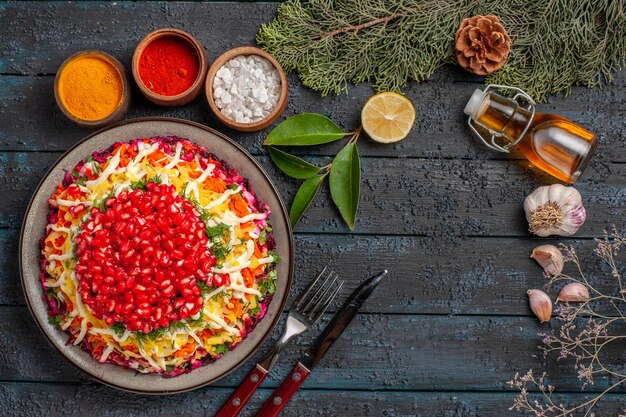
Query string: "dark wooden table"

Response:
xmin=1 ymin=2 xmax=625 ymax=416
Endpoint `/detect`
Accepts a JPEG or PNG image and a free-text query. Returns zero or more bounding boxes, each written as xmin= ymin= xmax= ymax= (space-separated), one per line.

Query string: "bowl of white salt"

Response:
xmin=205 ymin=46 xmax=288 ymax=132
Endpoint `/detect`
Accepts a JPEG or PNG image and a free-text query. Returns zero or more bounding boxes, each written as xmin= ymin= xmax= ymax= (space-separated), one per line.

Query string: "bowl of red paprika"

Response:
xmin=132 ymin=28 xmax=209 ymax=107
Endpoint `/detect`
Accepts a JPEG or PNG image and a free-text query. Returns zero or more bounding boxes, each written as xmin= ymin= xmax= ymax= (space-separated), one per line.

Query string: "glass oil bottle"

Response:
xmin=464 ymin=85 xmax=598 ymax=183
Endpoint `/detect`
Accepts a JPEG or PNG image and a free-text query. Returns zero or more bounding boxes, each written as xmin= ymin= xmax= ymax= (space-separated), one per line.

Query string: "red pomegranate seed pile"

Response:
xmin=74 ymin=182 xmax=227 ymax=333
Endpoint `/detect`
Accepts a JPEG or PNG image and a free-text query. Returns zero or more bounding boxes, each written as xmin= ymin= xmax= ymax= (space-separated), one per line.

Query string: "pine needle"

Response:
xmin=257 ymin=0 xmax=626 ymax=102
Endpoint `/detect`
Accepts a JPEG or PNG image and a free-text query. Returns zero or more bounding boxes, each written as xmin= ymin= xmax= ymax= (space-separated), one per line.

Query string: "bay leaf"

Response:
xmin=268 ymin=146 xmax=321 ymax=179
xmin=329 ymin=141 xmax=360 ymax=230
xmin=264 ymin=113 xmax=345 ymax=146
xmin=289 ymin=172 xmax=328 ymax=227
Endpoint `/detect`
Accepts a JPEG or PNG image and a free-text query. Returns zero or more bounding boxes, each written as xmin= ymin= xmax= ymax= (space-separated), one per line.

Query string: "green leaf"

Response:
xmin=289 ymin=172 xmax=327 ymax=227
xmin=329 ymin=141 xmax=360 ymax=230
xmin=268 ymin=146 xmax=321 ymax=179
xmin=264 ymin=114 xmax=345 ymax=146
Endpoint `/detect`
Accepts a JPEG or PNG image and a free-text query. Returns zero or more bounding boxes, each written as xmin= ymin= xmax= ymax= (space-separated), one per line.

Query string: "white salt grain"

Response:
xmin=213 ymin=54 xmax=281 ymax=124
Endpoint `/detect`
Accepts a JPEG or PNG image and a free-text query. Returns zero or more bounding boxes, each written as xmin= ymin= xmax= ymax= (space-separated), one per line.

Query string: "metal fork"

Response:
xmin=215 ymin=268 xmax=343 ymax=417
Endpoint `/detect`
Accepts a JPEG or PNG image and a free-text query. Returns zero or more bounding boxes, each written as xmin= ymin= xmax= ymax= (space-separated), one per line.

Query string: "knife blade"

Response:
xmin=254 ymin=270 xmax=387 ymax=417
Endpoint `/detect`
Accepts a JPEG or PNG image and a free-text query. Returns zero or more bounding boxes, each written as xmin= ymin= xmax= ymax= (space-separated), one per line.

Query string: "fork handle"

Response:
xmin=215 ymin=364 xmax=268 ymax=417
xmin=255 ymin=362 xmax=310 ymax=417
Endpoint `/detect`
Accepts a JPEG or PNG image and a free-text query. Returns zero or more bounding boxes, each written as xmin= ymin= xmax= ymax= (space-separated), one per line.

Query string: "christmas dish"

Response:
xmin=41 ymin=136 xmax=279 ymax=375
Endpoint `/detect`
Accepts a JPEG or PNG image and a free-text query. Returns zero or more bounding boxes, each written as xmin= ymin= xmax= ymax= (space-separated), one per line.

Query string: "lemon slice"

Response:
xmin=361 ymin=92 xmax=416 ymax=143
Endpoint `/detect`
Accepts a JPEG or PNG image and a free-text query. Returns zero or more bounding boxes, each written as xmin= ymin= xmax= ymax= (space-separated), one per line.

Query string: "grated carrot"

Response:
xmin=228 ymin=194 xmax=249 ymax=217
xmin=203 ymin=177 xmax=227 ymax=193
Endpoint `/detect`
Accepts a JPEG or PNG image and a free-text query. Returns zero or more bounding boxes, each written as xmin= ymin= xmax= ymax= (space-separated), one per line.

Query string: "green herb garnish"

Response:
xmin=94 ymin=186 xmax=117 ymax=211
xmin=130 ymin=175 xmax=162 ymax=191
xmin=111 ymin=322 xmax=126 ymax=338
xmin=197 ymin=281 xmax=216 ymax=297
xmin=259 ymin=226 xmax=272 ymax=245
xmin=49 ymin=314 xmax=64 ymax=326
xmin=259 ymin=269 xmax=278 ymax=295
xmin=268 ymin=251 xmax=281 ymax=264
xmin=206 ymin=223 xmax=230 ymax=239
xmin=248 ymin=306 xmax=261 ymax=317
xmin=211 ymin=242 xmax=231 ymax=262
xmin=180 ymin=187 xmax=212 ymax=223
xmin=214 ymin=344 xmax=230 ymax=354
xmin=187 ymin=316 xmax=204 ymax=328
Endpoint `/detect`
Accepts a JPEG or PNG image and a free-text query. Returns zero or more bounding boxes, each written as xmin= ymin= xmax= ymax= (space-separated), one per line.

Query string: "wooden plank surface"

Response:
xmin=0 ymin=1 xmax=625 ymax=162
xmin=1 ymin=1 xmax=625 ymax=416
xmin=3 ymin=229 xmax=621 ymax=316
xmin=3 ymin=384 xmax=625 ymax=417
xmin=1 ymin=71 xmax=625 ymax=162
xmin=3 ymin=306 xmax=626 ymax=393
xmin=1 ymin=152 xmax=623 ymax=235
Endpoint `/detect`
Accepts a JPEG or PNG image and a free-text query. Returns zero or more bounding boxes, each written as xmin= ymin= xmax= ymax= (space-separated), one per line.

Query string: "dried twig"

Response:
xmin=509 ymin=228 xmax=626 ymax=416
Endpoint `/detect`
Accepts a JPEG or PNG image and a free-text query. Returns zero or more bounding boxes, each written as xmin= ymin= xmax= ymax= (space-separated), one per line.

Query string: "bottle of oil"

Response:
xmin=464 ymin=85 xmax=598 ymax=183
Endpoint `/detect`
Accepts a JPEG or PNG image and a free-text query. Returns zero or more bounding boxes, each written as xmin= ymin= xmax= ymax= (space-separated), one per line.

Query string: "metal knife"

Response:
xmin=254 ymin=270 xmax=387 ymax=417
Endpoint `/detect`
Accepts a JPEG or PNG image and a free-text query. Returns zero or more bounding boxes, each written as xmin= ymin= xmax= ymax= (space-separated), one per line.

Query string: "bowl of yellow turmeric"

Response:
xmin=54 ymin=50 xmax=131 ymax=128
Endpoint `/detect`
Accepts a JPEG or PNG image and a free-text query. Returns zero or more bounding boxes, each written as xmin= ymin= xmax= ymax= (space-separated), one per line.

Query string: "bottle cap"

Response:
xmin=464 ymin=89 xmax=487 ymax=118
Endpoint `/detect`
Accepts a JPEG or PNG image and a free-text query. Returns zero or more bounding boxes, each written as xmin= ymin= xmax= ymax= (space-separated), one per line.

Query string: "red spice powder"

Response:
xmin=138 ymin=36 xmax=200 ymax=96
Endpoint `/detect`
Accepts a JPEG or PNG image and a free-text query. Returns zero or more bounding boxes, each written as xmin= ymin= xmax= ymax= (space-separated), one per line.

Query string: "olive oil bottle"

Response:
xmin=464 ymin=85 xmax=598 ymax=183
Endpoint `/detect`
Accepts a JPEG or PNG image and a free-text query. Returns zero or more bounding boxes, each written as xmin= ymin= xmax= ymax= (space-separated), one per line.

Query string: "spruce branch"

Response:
xmin=314 ymin=4 xmax=424 ymax=39
xmin=257 ymin=0 xmax=626 ymax=102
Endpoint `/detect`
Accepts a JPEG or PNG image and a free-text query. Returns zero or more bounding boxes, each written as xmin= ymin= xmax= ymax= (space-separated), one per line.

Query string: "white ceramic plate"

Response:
xmin=20 ymin=118 xmax=293 ymax=394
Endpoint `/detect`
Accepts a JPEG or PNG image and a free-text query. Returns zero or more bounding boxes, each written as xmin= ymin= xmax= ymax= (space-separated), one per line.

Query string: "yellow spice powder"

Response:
xmin=58 ymin=55 xmax=123 ymax=121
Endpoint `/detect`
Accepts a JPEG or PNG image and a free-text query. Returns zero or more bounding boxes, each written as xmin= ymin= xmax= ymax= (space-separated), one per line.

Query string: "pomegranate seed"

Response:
xmin=105 ymin=197 xmax=117 ymax=208
xmin=135 ymin=293 xmax=148 ymax=304
xmin=73 ymin=186 xmax=232 ymax=332
xmin=68 ymin=203 xmax=86 ymax=218
xmin=162 ymin=285 xmax=174 ymax=297
xmin=134 ymin=284 xmax=147 ymax=293
xmin=213 ymin=274 xmax=223 ymax=286
xmin=121 ymin=303 xmax=133 ymax=315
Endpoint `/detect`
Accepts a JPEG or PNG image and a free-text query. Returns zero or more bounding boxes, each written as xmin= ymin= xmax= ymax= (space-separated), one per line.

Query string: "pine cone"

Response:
xmin=455 ymin=15 xmax=511 ymax=76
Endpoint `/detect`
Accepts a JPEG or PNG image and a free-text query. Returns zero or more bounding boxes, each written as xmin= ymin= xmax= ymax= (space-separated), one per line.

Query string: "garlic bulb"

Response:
xmin=557 ymin=283 xmax=590 ymax=303
xmin=527 ymin=289 xmax=552 ymax=323
xmin=530 ymin=245 xmax=564 ymax=276
xmin=524 ymin=184 xmax=586 ymax=237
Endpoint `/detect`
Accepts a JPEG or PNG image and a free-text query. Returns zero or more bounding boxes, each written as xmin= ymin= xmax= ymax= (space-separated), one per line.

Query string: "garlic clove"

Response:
xmin=530 ymin=245 xmax=564 ymax=276
xmin=524 ymin=184 xmax=586 ymax=237
xmin=557 ymin=283 xmax=590 ymax=303
xmin=527 ymin=289 xmax=552 ymax=323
